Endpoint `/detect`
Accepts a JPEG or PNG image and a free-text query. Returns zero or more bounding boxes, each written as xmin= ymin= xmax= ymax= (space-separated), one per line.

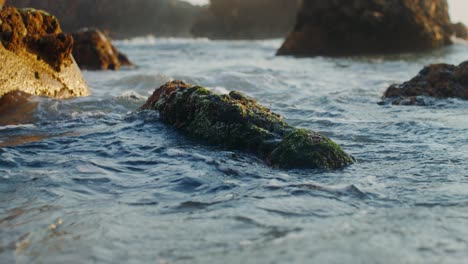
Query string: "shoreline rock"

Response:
xmin=0 ymin=7 xmax=89 ymax=98
xmin=278 ymin=0 xmax=454 ymax=57
xmin=140 ymin=81 xmax=354 ymax=169
xmin=71 ymin=28 xmax=133 ymax=70
xmin=381 ymin=61 xmax=468 ymax=105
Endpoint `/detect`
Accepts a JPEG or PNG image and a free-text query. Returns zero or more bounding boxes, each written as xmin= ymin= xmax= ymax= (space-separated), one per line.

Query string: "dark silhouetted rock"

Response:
xmin=191 ymin=0 xmax=301 ymax=39
xmin=71 ymin=28 xmax=133 ymax=71
xmin=140 ymin=81 xmax=354 ymax=169
xmin=0 ymin=7 xmax=89 ymax=98
xmin=450 ymin=22 xmax=468 ymax=40
xmin=382 ymin=61 xmax=468 ymax=105
xmin=6 ymin=0 xmax=203 ymax=38
xmin=278 ymin=0 xmax=454 ymax=57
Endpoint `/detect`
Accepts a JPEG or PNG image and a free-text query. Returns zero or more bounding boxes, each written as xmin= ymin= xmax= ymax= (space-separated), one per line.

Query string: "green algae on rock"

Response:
xmin=140 ymin=81 xmax=354 ymax=169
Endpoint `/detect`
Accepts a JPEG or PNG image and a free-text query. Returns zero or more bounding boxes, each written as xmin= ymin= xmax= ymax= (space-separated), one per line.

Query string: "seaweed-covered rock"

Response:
xmin=382 ymin=61 xmax=468 ymax=105
xmin=450 ymin=22 xmax=468 ymax=40
xmin=0 ymin=7 xmax=89 ymax=98
xmin=191 ymin=0 xmax=301 ymax=40
xmin=140 ymin=81 xmax=353 ymax=169
xmin=277 ymin=0 xmax=453 ymax=57
xmin=71 ymin=28 xmax=133 ymax=70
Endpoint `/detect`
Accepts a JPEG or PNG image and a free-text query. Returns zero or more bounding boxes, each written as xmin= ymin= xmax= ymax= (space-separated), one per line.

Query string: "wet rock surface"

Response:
xmin=71 ymin=28 xmax=133 ymax=71
xmin=382 ymin=61 xmax=468 ymax=105
xmin=141 ymin=81 xmax=354 ymax=169
xmin=0 ymin=7 xmax=89 ymax=98
xmin=191 ymin=0 xmax=301 ymax=40
xmin=278 ymin=0 xmax=454 ymax=57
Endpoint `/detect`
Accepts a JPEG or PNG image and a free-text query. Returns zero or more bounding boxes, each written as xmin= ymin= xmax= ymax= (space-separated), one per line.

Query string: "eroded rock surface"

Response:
xmin=141 ymin=81 xmax=353 ymax=169
xmin=0 ymin=7 xmax=89 ymax=98
xmin=278 ymin=0 xmax=454 ymax=57
xmin=71 ymin=28 xmax=133 ymax=70
xmin=382 ymin=61 xmax=468 ymax=105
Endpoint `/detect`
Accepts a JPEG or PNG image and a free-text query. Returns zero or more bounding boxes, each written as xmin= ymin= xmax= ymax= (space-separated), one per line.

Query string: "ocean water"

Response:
xmin=1 ymin=37 xmax=468 ymax=264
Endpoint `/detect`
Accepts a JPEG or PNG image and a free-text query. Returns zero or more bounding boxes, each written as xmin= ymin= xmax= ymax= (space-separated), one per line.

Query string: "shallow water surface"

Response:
xmin=1 ymin=38 xmax=468 ymax=263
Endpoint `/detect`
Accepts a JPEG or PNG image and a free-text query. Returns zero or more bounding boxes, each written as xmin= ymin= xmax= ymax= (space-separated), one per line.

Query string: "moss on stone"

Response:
xmin=141 ymin=81 xmax=354 ymax=169
xmin=268 ymin=129 xmax=354 ymax=169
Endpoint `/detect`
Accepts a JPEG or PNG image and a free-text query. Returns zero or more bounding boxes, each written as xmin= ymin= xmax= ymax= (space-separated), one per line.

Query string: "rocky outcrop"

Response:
xmin=71 ymin=28 xmax=133 ymax=70
xmin=140 ymin=81 xmax=354 ymax=169
xmin=6 ymin=0 xmax=203 ymax=38
xmin=0 ymin=7 xmax=89 ymax=98
xmin=382 ymin=61 xmax=468 ymax=105
xmin=450 ymin=22 xmax=468 ymax=40
xmin=191 ymin=0 xmax=301 ymax=39
xmin=278 ymin=0 xmax=454 ymax=56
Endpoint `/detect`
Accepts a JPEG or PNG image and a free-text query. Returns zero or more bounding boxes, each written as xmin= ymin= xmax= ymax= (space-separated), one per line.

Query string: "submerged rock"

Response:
xmin=382 ymin=61 xmax=468 ymax=105
xmin=0 ymin=7 xmax=89 ymax=98
xmin=191 ymin=0 xmax=301 ymax=40
xmin=278 ymin=0 xmax=453 ymax=57
xmin=140 ymin=81 xmax=353 ymax=169
xmin=71 ymin=28 xmax=133 ymax=70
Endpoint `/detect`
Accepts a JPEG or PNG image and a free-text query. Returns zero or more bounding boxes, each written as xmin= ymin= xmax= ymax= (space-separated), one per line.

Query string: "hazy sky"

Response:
xmin=183 ymin=0 xmax=468 ymax=24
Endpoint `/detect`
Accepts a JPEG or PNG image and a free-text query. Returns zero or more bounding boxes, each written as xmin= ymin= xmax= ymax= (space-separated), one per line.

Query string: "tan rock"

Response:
xmin=0 ymin=7 xmax=89 ymax=98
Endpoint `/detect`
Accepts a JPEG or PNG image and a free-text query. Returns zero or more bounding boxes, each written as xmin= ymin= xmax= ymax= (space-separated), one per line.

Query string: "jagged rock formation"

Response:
xmin=0 ymin=7 xmax=89 ymax=98
xmin=382 ymin=61 xmax=468 ymax=105
xmin=191 ymin=0 xmax=301 ymax=39
xmin=141 ymin=81 xmax=354 ymax=169
xmin=278 ymin=0 xmax=454 ymax=56
xmin=71 ymin=28 xmax=133 ymax=70
xmin=6 ymin=0 xmax=203 ymax=38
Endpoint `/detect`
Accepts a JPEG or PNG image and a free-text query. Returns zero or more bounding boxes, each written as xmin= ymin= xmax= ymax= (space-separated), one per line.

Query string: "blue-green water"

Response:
xmin=1 ymin=38 xmax=468 ymax=264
